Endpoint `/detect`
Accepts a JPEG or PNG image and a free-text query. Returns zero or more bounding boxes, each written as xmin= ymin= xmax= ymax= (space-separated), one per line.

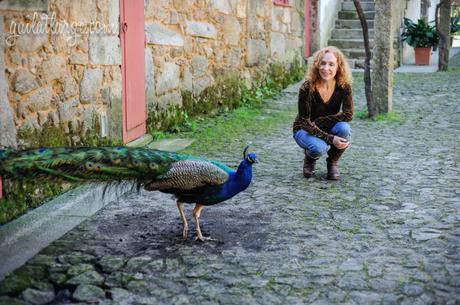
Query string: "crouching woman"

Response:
xmin=293 ymin=46 xmax=354 ymax=180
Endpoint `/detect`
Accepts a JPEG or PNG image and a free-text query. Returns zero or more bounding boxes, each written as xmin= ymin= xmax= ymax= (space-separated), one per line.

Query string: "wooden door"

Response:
xmin=304 ymin=0 xmax=311 ymax=57
xmin=120 ymin=0 xmax=146 ymax=143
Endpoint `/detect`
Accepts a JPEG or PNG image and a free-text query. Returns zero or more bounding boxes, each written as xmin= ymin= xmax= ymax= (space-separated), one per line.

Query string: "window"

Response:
xmin=273 ymin=0 xmax=290 ymax=7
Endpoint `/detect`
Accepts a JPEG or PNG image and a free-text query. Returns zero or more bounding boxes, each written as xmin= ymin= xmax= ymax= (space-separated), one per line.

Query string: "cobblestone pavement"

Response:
xmin=1 ymin=69 xmax=459 ymax=305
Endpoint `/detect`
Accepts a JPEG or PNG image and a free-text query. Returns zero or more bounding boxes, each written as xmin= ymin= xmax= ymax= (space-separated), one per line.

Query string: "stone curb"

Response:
xmin=0 ymin=181 xmax=136 ymax=280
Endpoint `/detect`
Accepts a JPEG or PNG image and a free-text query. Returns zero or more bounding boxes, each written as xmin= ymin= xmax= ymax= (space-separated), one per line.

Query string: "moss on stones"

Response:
xmin=147 ymin=60 xmax=305 ymax=135
xmin=1 ymin=113 xmax=122 ymax=225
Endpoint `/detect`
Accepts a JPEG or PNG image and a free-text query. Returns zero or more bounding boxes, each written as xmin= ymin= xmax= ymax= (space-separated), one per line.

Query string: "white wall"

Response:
xmin=318 ymin=0 xmax=342 ymax=49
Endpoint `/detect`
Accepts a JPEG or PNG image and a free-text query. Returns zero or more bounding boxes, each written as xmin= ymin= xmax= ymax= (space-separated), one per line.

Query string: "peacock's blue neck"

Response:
xmin=222 ymin=159 xmax=253 ymax=197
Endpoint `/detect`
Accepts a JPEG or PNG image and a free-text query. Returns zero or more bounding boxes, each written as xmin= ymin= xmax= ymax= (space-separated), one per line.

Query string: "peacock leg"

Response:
xmin=176 ymin=201 xmax=188 ymax=239
xmin=193 ymin=203 xmax=211 ymax=241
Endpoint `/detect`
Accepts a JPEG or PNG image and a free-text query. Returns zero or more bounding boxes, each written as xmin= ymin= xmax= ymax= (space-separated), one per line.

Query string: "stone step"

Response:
xmin=338 ymin=10 xmax=375 ymax=20
xmin=329 ymin=38 xmax=374 ymax=49
xmin=348 ymin=58 xmax=374 ymax=69
xmin=341 ymin=1 xmax=375 ymax=11
xmin=341 ymin=48 xmax=372 ymax=59
xmin=336 ymin=19 xmax=374 ymax=29
xmin=342 ymin=48 xmax=399 ymax=64
xmin=331 ymin=28 xmax=374 ymax=39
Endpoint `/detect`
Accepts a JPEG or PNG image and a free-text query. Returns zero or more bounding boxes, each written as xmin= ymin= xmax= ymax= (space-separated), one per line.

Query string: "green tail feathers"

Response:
xmin=0 ymin=146 xmax=192 ymax=184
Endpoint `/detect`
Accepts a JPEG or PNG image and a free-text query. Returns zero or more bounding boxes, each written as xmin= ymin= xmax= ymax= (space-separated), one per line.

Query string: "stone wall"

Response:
xmin=144 ymin=0 xmax=305 ymax=112
xmin=0 ymin=0 xmax=305 ymax=148
xmin=0 ymin=0 xmax=121 ymax=147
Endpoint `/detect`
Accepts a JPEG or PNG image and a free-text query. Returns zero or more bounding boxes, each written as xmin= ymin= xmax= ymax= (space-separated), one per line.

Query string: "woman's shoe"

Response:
xmin=303 ymin=155 xmax=317 ymax=178
xmin=326 ymin=160 xmax=340 ymax=180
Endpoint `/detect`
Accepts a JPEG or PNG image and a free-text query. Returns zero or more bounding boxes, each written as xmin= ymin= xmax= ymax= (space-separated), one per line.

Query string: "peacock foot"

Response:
xmin=195 ymin=235 xmax=216 ymax=242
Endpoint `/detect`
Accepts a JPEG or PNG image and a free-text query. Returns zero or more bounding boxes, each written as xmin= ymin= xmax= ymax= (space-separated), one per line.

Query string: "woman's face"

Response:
xmin=318 ymin=52 xmax=338 ymax=82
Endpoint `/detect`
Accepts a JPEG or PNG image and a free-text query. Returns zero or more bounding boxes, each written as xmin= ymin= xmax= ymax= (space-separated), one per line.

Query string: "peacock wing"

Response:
xmin=145 ymin=160 xmax=230 ymax=191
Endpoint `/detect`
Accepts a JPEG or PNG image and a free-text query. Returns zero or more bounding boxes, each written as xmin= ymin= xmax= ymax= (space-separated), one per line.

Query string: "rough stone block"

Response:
xmin=15 ymin=33 xmax=48 ymax=53
xmin=223 ymin=16 xmax=241 ymax=46
xmin=270 ymin=32 xmax=286 ymax=61
xmin=145 ymin=47 xmax=155 ymax=109
xmin=172 ymin=0 xmax=191 ymax=12
xmin=191 ymin=56 xmax=208 ymax=77
xmin=41 ymin=56 xmax=66 ymax=82
xmin=232 ymin=0 xmax=246 ymax=18
xmin=70 ymin=52 xmax=88 ymax=65
xmin=145 ymin=23 xmax=184 ymax=47
xmin=89 ymin=34 xmax=121 ymax=65
xmin=25 ymin=86 xmax=53 ymax=112
xmin=0 ymin=0 xmax=47 ymax=11
xmin=247 ymin=17 xmax=264 ymax=38
xmin=156 ymin=62 xmax=180 ymax=95
xmin=249 ymin=0 xmax=266 ymax=17
xmin=212 ymin=0 xmax=231 ymax=14
xmin=12 ymin=69 xmax=39 ymax=94
xmin=63 ymin=74 xmax=78 ymax=98
xmin=68 ymin=1 xmax=97 ymax=24
xmin=80 ymin=68 xmax=103 ymax=104
xmin=246 ymin=39 xmax=267 ymax=67
xmin=59 ymin=98 xmax=78 ymax=123
xmin=185 ymin=21 xmax=217 ymax=39
xmin=182 ymin=66 xmax=193 ymax=92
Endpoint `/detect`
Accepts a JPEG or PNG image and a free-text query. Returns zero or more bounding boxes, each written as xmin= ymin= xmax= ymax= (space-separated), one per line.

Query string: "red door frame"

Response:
xmin=120 ymin=0 xmax=146 ymax=144
xmin=304 ymin=0 xmax=311 ymax=57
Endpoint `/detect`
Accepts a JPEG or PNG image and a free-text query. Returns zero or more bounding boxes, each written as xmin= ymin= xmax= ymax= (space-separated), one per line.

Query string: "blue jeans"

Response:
xmin=293 ymin=122 xmax=351 ymax=159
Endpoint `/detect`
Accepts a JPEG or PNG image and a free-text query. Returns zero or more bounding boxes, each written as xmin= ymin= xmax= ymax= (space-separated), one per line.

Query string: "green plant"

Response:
xmin=451 ymin=16 xmax=460 ymax=34
xmin=401 ymin=18 xmax=439 ymax=50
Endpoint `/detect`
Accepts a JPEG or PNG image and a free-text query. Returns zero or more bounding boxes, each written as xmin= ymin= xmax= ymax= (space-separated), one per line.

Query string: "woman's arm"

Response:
xmin=295 ymin=85 xmax=335 ymax=145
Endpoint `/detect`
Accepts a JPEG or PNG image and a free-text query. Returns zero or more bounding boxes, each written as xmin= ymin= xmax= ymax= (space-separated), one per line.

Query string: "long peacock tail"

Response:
xmin=0 ymin=146 xmax=205 ymax=184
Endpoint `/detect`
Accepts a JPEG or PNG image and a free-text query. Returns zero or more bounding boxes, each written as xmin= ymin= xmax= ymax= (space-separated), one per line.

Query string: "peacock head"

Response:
xmin=243 ymin=146 xmax=258 ymax=164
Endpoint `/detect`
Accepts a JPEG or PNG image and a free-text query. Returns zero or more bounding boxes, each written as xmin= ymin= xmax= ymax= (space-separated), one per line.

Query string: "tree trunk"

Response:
xmin=372 ymin=0 xmax=394 ymax=114
xmin=421 ymin=0 xmax=430 ymax=21
xmin=353 ymin=0 xmax=377 ymax=118
xmin=437 ymin=0 xmax=452 ymax=71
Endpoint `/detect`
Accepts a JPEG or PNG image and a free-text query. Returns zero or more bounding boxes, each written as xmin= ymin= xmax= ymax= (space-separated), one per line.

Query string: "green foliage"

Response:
xmin=356 ymin=110 xmax=370 ymax=120
xmin=17 ymin=115 xmax=121 ymax=148
xmin=182 ymin=104 xmax=295 ymax=155
xmin=451 ymin=16 xmax=460 ymax=34
xmin=401 ymin=18 xmax=439 ymax=49
xmin=0 ymin=179 xmax=75 ymax=225
xmin=356 ymin=109 xmax=404 ymax=123
xmin=376 ymin=112 xmax=405 ymax=123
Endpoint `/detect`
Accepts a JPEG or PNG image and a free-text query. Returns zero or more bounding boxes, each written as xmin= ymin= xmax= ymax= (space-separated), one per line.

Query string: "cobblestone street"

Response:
xmin=0 ymin=67 xmax=459 ymax=305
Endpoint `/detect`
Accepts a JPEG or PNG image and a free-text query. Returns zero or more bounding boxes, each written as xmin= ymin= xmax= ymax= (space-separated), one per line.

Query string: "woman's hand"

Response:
xmin=332 ymin=136 xmax=350 ymax=149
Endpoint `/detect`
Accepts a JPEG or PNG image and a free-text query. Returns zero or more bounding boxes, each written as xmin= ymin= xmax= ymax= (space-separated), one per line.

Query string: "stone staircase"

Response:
xmin=328 ymin=0 xmax=375 ymax=69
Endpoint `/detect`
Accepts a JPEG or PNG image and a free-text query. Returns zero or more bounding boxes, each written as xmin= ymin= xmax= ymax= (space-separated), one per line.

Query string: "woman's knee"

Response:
xmin=306 ymin=143 xmax=328 ymax=159
xmin=331 ymin=122 xmax=351 ymax=139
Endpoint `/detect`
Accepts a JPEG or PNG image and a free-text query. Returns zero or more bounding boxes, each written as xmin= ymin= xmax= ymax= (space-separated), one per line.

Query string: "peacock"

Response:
xmin=0 ymin=146 xmax=258 ymax=241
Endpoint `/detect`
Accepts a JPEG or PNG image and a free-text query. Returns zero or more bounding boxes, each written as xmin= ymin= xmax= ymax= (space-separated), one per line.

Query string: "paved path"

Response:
xmin=0 ymin=68 xmax=459 ymax=305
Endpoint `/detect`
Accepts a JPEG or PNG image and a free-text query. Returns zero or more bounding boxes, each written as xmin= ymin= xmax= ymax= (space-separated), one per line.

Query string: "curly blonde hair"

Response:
xmin=307 ymin=46 xmax=352 ymax=89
